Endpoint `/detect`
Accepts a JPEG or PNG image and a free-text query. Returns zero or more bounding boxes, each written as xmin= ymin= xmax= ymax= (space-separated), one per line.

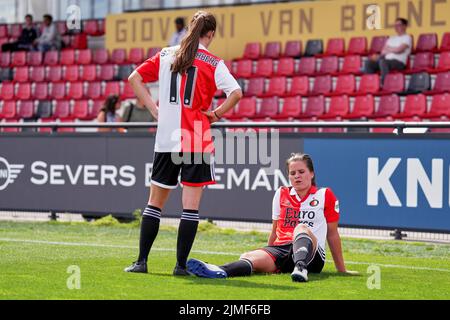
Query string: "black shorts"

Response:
xmin=151 ymin=152 xmax=216 ymax=189
xmin=261 ymin=243 xmax=325 ymax=274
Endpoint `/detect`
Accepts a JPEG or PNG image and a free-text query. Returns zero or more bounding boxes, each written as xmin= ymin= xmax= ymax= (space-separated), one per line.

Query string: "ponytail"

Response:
xmin=171 ymin=11 xmax=216 ymax=74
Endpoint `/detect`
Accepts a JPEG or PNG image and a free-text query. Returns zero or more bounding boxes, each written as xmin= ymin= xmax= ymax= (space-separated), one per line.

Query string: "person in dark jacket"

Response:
xmin=1 ymin=14 xmax=38 ymax=52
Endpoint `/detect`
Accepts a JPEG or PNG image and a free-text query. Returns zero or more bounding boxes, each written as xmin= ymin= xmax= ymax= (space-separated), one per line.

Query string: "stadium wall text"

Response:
xmin=106 ymin=0 xmax=450 ymax=60
xmin=0 ymin=133 xmax=449 ymax=232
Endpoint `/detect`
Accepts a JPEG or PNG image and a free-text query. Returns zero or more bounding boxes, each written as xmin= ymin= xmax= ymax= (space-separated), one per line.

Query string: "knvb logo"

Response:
xmin=0 ymin=157 xmax=24 ymax=191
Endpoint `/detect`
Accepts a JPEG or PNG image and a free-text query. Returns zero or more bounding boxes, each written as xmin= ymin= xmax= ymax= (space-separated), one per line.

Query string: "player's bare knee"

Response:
xmin=294 ymin=223 xmax=311 ymax=235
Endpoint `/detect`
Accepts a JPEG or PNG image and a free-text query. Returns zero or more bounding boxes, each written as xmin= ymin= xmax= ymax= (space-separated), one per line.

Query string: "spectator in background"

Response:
xmin=122 ymin=98 xmax=155 ymax=132
xmin=97 ymin=95 xmax=123 ymax=132
xmin=33 ymin=14 xmax=61 ymax=52
xmin=168 ymin=17 xmax=186 ymax=46
xmin=1 ymin=14 xmax=38 ymax=52
xmin=363 ymin=18 xmax=412 ymax=85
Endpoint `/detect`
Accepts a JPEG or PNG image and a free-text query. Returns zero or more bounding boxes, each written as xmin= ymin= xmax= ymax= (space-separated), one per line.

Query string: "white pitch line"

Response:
xmin=1 ymin=237 xmax=450 ymax=273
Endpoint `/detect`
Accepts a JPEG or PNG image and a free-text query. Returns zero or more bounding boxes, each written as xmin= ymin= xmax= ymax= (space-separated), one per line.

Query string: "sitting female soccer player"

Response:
xmin=187 ymin=153 xmax=356 ymax=282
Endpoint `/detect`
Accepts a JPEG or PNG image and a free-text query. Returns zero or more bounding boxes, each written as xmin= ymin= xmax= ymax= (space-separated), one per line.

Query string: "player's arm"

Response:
xmin=268 ymin=220 xmax=277 ymax=246
xmin=326 ymin=221 xmax=346 ymax=272
xmin=128 ymin=71 xmax=158 ymax=120
xmin=385 ymin=43 xmax=409 ymax=54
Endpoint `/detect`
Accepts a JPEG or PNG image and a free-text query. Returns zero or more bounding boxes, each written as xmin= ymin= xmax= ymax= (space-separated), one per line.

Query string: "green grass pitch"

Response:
xmin=0 ymin=220 xmax=449 ymax=300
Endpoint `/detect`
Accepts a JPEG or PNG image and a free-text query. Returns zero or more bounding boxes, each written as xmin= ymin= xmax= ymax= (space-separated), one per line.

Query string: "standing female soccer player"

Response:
xmin=124 ymin=11 xmax=243 ymax=276
xmin=187 ymin=153 xmax=357 ymax=282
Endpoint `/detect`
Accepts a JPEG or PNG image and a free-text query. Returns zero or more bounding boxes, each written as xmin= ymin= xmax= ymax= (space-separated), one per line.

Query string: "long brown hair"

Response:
xmin=286 ymin=153 xmax=316 ymax=186
xmin=171 ymin=11 xmax=216 ymax=74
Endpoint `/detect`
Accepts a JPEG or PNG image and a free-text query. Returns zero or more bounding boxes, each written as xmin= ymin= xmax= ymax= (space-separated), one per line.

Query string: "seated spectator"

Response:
xmin=97 ymin=95 xmax=123 ymax=132
xmin=1 ymin=14 xmax=38 ymax=52
xmin=168 ymin=17 xmax=186 ymax=46
xmin=122 ymin=98 xmax=155 ymax=132
xmin=363 ymin=18 xmax=412 ymax=84
xmin=33 ymin=14 xmax=61 ymax=52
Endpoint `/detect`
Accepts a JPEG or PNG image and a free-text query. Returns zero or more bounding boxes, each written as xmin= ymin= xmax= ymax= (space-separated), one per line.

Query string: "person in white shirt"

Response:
xmin=33 ymin=14 xmax=61 ymax=52
xmin=168 ymin=17 xmax=187 ymax=46
xmin=363 ymin=18 xmax=412 ymax=84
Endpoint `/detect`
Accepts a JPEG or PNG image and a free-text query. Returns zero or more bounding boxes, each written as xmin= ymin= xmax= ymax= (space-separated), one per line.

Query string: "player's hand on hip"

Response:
xmin=202 ymin=110 xmax=219 ymax=124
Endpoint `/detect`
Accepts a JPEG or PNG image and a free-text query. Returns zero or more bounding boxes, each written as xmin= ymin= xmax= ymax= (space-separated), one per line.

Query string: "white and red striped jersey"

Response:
xmin=136 ymin=44 xmax=241 ymax=153
xmin=272 ymin=186 xmax=340 ymax=258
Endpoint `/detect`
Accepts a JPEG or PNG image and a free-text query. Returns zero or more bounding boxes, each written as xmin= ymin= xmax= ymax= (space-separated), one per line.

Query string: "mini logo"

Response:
xmin=0 ymin=157 xmax=24 ymax=191
xmin=295 ymin=247 xmax=308 ymax=254
xmin=309 ymin=199 xmax=319 ymax=207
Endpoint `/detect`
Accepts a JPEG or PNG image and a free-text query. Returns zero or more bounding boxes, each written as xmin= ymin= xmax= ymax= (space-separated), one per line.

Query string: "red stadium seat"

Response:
xmin=254 ymin=58 xmax=273 ymax=77
xmin=324 ymin=38 xmax=345 ymax=56
xmin=111 ymin=48 xmax=127 ymax=64
xmin=319 ymin=95 xmax=349 ymax=119
xmin=57 ymin=118 xmax=76 ymax=132
xmin=275 ymin=57 xmax=294 ymax=76
xmin=285 ymin=76 xmax=309 ymax=96
xmin=121 ymin=81 xmax=135 ymax=99
xmin=30 ymin=66 xmax=45 ymax=82
xmin=0 ymin=118 xmax=22 ymax=132
xmin=93 ymin=48 xmax=109 ymax=64
xmin=49 ymin=82 xmax=66 ymax=100
xmin=273 ymin=95 xmax=302 ymax=120
xmin=128 ymin=48 xmax=144 ymax=64
xmin=440 ymin=32 xmax=450 ymax=52
xmin=77 ymin=49 xmax=92 ymax=65
xmin=245 ymin=78 xmax=265 ymax=97
xmin=242 ymin=42 xmax=261 ymax=60
xmin=98 ymin=64 xmax=115 ymax=81
xmin=256 ymin=96 xmax=279 ymax=118
xmin=340 ymin=55 xmax=361 ymax=74
xmin=235 ymin=59 xmax=253 ymax=78
xmin=426 ymin=71 xmax=450 ymax=94
xmin=347 ymin=37 xmax=367 ymax=55
xmin=378 ymin=73 xmax=404 ymax=95
xmin=32 ymin=82 xmax=48 ymax=100
xmin=89 ymin=100 xmax=104 ymax=119
xmin=85 ymin=81 xmax=102 ymax=100
xmin=16 ymin=82 xmax=31 ymax=100
xmin=311 ymin=75 xmax=332 ymax=96
xmin=406 ymin=52 xmax=434 ymax=73
xmin=299 ymin=95 xmax=325 ymax=119
xmin=11 ymin=51 xmax=26 ymax=67
xmin=0 ymin=82 xmax=15 ymax=100
xmin=10 ymin=24 xmax=22 ymax=38
xmin=415 ymin=33 xmax=437 ymax=52
xmin=17 ymin=100 xmax=35 ymax=119
xmin=229 ymin=97 xmax=257 ymax=119
xmin=425 ymin=94 xmax=450 ymax=118
xmin=60 ymin=49 xmax=75 ymax=65
xmin=71 ymin=34 xmax=87 ymax=49
xmin=80 ymin=64 xmax=97 ymax=81
xmin=369 ymin=36 xmax=388 ymax=54
xmin=67 ymin=82 xmax=84 ymax=100
xmin=104 ymin=81 xmax=121 ymax=97
xmin=355 ymin=74 xmax=380 ymax=95
xmin=55 ymin=21 xmax=67 ymax=36
xmin=329 ymin=74 xmax=355 ymax=96
xmin=14 ymin=66 xmax=29 ymax=82
xmin=0 ymin=52 xmax=10 ymax=67
xmin=345 ymin=95 xmax=374 ymax=119
xmin=83 ymin=20 xmax=100 ymax=36
xmin=64 ymin=65 xmax=79 ymax=82
xmin=371 ymin=94 xmax=400 ymax=118
xmin=261 ymin=76 xmax=286 ymax=97
xmin=297 ymin=57 xmax=316 ymax=76
xmin=435 ymin=51 xmax=450 ymax=72
xmin=283 ymin=40 xmax=302 ymax=58
xmin=47 ymin=66 xmax=62 ymax=82
xmin=147 ymin=47 xmax=162 ymax=58
xmin=27 ymin=51 xmax=43 ymax=66
xmin=71 ymin=100 xmax=90 ymax=119
xmin=0 ymin=25 xmax=8 ymax=38
xmin=0 ymin=101 xmax=17 ymax=119
xmin=395 ymin=94 xmax=427 ymax=119
xmin=43 ymin=51 xmax=59 ymax=65
xmin=53 ymin=100 xmax=71 ymax=120
xmin=264 ymin=42 xmax=281 ymax=59
xmin=317 ymin=56 xmax=338 ymax=75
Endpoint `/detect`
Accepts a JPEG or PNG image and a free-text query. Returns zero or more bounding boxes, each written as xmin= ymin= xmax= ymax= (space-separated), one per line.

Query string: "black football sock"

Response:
xmin=292 ymin=232 xmax=314 ymax=269
xmin=176 ymin=209 xmax=199 ymax=269
xmin=220 ymin=258 xmax=253 ymax=277
xmin=137 ymin=205 xmax=161 ymax=263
